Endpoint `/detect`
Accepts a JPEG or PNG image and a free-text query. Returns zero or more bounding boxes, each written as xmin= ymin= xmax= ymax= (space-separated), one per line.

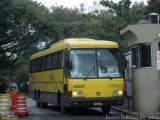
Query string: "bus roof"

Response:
xmin=30 ymin=38 xmax=118 ymax=60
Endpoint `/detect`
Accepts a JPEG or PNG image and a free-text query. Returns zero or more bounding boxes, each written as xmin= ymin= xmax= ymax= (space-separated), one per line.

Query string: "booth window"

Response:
xmin=139 ymin=44 xmax=151 ymax=67
xmin=131 ymin=43 xmax=151 ymax=68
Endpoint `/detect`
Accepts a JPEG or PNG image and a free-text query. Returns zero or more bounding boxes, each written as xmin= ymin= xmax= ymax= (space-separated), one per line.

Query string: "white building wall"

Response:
xmin=88 ymin=1 xmax=108 ymax=15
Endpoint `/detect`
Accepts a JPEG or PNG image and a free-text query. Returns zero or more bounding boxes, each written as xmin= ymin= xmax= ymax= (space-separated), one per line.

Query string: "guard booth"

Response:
xmin=121 ymin=13 xmax=160 ymax=114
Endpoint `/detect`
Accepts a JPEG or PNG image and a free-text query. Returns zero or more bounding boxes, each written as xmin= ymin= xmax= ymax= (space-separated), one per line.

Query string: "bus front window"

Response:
xmin=97 ymin=49 xmax=123 ymax=78
xmin=69 ymin=49 xmax=123 ymax=79
xmin=70 ymin=50 xmax=97 ymax=78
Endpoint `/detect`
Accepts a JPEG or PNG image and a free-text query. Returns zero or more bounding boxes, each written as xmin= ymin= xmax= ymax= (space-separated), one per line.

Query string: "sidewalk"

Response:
xmin=111 ymin=97 xmax=160 ymax=119
xmin=112 ymin=96 xmax=133 ymax=114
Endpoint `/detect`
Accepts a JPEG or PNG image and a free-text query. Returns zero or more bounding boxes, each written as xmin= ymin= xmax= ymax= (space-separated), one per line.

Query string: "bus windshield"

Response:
xmin=69 ymin=49 xmax=123 ymax=79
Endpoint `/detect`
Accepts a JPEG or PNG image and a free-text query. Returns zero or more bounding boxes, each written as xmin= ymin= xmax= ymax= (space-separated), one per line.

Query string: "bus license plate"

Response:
xmin=94 ymin=102 xmax=103 ymax=106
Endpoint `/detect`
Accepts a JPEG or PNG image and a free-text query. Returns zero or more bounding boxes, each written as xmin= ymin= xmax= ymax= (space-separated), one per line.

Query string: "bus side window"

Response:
xmin=56 ymin=52 xmax=59 ymax=68
xmin=30 ymin=61 xmax=33 ymax=73
xmin=58 ymin=51 xmax=63 ymax=68
xmin=37 ymin=58 xmax=42 ymax=71
xmin=54 ymin=53 xmax=57 ymax=69
xmin=49 ymin=51 xmax=63 ymax=70
xmin=34 ymin=59 xmax=38 ymax=72
xmin=44 ymin=56 xmax=47 ymax=70
xmin=41 ymin=57 xmax=45 ymax=71
xmin=52 ymin=52 xmax=58 ymax=69
xmin=47 ymin=55 xmax=52 ymax=70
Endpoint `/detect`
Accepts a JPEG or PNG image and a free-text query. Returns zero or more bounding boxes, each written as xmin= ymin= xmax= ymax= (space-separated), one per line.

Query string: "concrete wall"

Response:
xmin=133 ymin=69 xmax=160 ymax=113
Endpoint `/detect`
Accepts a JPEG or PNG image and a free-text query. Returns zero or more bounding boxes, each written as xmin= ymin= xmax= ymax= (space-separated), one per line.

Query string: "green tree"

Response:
xmin=51 ymin=6 xmax=82 ymax=38
xmin=146 ymin=0 xmax=160 ymax=16
xmin=100 ymin=0 xmax=146 ymax=27
xmin=0 ymin=0 xmax=61 ymax=68
xmin=100 ymin=0 xmax=147 ymax=53
xmin=79 ymin=3 xmax=86 ymax=13
xmin=0 ymin=0 xmax=61 ymax=83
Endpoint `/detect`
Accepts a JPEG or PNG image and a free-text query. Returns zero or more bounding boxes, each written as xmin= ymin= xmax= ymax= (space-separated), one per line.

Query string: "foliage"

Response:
xmin=0 ymin=0 xmax=61 ymax=84
xmin=51 ymin=6 xmax=82 ymax=38
xmin=146 ymin=0 xmax=160 ymax=16
xmin=100 ymin=0 xmax=147 ymax=29
xmin=0 ymin=0 xmax=61 ymax=68
xmin=0 ymin=78 xmax=8 ymax=94
xmin=100 ymin=0 xmax=147 ymax=53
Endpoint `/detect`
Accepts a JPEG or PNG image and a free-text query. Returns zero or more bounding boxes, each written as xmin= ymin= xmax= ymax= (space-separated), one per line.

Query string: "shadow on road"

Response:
xmin=47 ymin=105 xmax=104 ymax=116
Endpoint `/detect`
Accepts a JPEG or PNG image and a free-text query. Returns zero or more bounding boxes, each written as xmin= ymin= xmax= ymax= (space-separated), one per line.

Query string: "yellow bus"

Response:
xmin=29 ymin=38 xmax=125 ymax=114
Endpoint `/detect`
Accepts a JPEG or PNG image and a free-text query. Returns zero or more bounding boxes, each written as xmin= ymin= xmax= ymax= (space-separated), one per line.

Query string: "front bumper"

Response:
xmin=64 ymin=96 xmax=124 ymax=107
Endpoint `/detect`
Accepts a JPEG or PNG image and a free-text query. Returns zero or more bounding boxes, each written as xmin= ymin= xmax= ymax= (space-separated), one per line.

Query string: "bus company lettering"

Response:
xmin=73 ymin=85 xmax=85 ymax=88
xmin=108 ymin=84 xmax=123 ymax=88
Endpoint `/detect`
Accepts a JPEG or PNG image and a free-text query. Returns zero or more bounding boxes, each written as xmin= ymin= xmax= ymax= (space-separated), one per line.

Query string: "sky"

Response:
xmin=36 ymin=0 xmax=148 ymax=9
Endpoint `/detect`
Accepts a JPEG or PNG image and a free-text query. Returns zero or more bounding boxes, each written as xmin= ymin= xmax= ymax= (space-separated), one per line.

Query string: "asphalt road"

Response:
xmin=17 ymin=98 xmax=125 ymax=120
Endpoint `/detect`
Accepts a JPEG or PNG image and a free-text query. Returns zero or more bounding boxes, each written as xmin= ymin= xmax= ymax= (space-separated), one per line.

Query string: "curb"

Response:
xmin=111 ymin=106 xmax=160 ymax=119
xmin=111 ymin=106 xmax=144 ymax=115
xmin=111 ymin=106 xmax=131 ymax=115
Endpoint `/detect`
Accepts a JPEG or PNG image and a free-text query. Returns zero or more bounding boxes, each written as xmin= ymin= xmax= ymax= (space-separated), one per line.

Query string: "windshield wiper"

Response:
xmin=106 ymin=72 xmax=112 ymax=80
xmin=84 ymin=66 xmax=95 ymax=80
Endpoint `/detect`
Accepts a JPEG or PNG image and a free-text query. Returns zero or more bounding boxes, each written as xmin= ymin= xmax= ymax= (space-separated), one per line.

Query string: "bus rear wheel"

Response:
xmin=101 ymin=106 xmax=111 ymax=115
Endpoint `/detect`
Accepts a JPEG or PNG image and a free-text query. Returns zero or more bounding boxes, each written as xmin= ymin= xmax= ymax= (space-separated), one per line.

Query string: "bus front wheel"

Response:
xmin=101 ymin=106 xmax=111 ymax=115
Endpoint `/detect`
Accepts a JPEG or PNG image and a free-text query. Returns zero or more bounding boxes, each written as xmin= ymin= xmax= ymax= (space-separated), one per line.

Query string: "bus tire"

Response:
xmin=40 ymin=95 xmax=48 ymax=108
xmin=36 ymin=94 xmax=40 ymax=107
xmin=101 ymin=106 xmax=111 ymax=115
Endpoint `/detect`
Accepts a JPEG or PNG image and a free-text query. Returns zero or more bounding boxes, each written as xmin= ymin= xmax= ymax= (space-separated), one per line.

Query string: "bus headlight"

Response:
xmin=113 ymin=90 xmax=123 ymax=96
xmin=72 ymin=91 xmax=83 ymax=97
xmin=118 ymin=90 xmax=123 ymax=95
